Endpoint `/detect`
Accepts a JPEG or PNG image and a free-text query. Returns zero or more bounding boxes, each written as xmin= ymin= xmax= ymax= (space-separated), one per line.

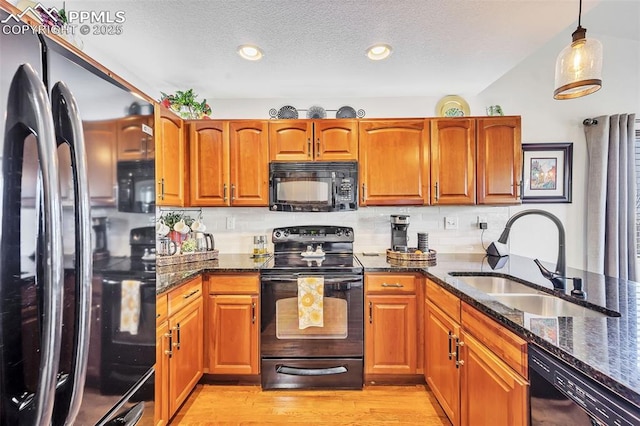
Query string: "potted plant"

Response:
xmin=158 ymin=212 xmax=194 ymax=243
xmin=159 ymin=89 xmax=211 ymax=119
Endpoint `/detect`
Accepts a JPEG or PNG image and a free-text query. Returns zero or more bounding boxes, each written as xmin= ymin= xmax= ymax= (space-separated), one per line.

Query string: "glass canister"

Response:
xmin=253 ymin=235 xmax=267 ymax=256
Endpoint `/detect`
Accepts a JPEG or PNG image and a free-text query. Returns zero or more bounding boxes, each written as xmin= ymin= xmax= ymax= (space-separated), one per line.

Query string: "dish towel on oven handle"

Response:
xmin=298 ymin=276 xmax=324 ymax=329
xmin=120 ymin=279 xmax=142 ymax=335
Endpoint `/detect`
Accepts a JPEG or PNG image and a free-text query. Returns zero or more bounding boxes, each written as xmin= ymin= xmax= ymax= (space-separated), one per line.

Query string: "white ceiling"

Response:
xmin=58 ymin=0 xmax=637 ymax=101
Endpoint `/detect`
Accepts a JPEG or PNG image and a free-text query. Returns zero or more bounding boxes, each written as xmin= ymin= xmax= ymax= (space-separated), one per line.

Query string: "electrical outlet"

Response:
xmin=479 ymin=222 xmax=488 ymax=230
xmin=444 ymin=216 xmax=459 ymax=230
xmin=226 ymin=217 xmax=235 ymax=230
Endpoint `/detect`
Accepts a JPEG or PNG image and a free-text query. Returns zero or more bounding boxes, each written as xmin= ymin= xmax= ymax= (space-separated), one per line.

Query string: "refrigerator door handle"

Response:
xmin=1 ymin=64 xmax=64 ymax=425
xmin=51 ymin=81 xmax=93 ymax=426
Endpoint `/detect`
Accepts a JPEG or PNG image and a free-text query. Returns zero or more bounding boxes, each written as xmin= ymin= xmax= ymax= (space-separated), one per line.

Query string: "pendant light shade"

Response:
xmin=553 ymin=0 xmax=603 ymax=100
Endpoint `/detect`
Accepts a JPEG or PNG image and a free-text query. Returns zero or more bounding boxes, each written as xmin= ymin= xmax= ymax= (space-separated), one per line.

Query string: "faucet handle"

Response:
xmin=533 ymin=258 xmax=557 ymax=279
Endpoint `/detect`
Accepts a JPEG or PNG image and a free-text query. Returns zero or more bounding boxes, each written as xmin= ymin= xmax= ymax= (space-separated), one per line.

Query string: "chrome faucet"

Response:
xmin=486 ymin=209 xmax=567 ymax=290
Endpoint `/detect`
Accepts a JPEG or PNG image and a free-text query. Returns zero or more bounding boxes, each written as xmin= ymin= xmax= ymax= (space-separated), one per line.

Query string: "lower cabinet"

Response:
xmin=155 ymin=275 xmax=203 ymax=425
xmin=364 ymin=273 xmax=420 ymax=376
xmin=204 ymin=273 xmax=260 ymax=375
xmin=424 ymin=279 xmax=528 ymax=426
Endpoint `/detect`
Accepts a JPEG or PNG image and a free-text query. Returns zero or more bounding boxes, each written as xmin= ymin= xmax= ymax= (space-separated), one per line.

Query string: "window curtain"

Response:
xmin=584 ymin=113 xmax=637 ymax=280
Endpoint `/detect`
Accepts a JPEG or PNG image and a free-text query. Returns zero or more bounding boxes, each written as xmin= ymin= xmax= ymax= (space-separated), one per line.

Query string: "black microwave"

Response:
xmin=117 ymin=160 xmax=155 ymax=213
xmin=269 ymin=162 xmax=358 ymax=212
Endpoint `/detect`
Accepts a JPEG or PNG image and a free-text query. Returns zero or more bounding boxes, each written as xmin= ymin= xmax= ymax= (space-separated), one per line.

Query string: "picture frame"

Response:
xmin=522 ymin=142 xmax=573 ymax=203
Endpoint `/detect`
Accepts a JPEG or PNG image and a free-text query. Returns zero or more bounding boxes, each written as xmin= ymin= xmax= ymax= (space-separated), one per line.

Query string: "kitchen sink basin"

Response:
xmin=449 ymin=274 xmax=543 ymax=294
xmin=489 ymin=294 xmax=609 ymax=318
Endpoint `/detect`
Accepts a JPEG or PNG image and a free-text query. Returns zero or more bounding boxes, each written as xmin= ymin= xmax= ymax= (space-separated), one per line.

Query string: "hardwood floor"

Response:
xmin=170 ymin=384 xmax=451 ymax=425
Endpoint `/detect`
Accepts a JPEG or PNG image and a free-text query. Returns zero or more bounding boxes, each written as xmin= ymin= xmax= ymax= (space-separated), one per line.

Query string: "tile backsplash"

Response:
xmin=159 ymin=206 xmax=513 ymax=254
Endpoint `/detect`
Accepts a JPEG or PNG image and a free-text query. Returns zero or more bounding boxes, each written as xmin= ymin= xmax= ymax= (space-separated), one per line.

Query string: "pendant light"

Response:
xmin=553 ymin=0 xmax=603 ymax=100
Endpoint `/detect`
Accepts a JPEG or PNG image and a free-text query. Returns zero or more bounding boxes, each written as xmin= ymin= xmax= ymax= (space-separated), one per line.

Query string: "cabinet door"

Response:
xmin=155 ymin=107 xmax=186 ymax=206
xmin=230 ymin=121 xmax=269 ymax=206
xmin=207 ymin=294 xmax=259 ymax=374
xmin=365 ymin=294 xmax=417 ymax=375
xmin=358 ymin=120 xmax=430 ymax=206
xmin=117 ymin=115 xmax=153 ymax=160
xmin=425 ymin=301 xmax=461 ymax=426
xmin=168 ymin=298 xmax=203 ymax=417
xmin=189 ymin=121 xmax=229 ymax=206
xmin=314 ymin=119 xmax=358 ymax=161
xmin=155 ymin=320 xmax=170 ymax=426
xmin=459 ymin=331 xmax=528 ymax=426
xmin=83 ymin=120 xmax=117 ymax=206
xmin=431 ymin=118 xmax=476 ymax=205
xmin=269 ymin=120 xmax=313 ymax=161
xmin=477 ymin=117 xmax=522 ymax=205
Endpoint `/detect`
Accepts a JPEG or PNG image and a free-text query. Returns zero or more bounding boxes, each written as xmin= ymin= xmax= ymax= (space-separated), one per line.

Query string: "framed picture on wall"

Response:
xmin=522 ymin=142 xmax=573 ymax=203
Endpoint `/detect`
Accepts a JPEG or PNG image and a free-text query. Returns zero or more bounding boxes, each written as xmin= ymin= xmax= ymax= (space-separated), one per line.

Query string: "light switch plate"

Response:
xmin=226 ymin=217 xmax=235 ymax=230
xmin=444 ymin=216 xmax=459 ymax=230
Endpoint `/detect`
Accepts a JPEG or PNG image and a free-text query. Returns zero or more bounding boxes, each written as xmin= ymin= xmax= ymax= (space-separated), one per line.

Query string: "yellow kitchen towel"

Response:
xmin=298 ymin=276 xmax=324 ymax=329
xmin=120 ymin=279 xmax=141 ymax=335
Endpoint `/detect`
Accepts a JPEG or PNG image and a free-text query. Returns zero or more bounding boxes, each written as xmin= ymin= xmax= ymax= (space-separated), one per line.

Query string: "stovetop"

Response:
xmin=262 ymin=253 xmax=363 ymax=275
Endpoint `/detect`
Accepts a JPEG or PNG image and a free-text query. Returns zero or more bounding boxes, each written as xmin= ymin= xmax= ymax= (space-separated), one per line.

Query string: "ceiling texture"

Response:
xmin=59 ymin=0 xmax=637 ymax=100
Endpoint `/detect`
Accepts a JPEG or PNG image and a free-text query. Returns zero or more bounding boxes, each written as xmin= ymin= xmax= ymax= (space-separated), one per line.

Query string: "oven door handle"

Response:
xmin=276 ymin=365 xmax=348 ymax=376
xmin=261 ymin=275 xmax=363 ymax=284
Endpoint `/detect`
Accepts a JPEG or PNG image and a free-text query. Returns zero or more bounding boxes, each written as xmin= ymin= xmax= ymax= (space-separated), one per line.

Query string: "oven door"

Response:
xmin=260 ymin=274 xmax=363 ymax=358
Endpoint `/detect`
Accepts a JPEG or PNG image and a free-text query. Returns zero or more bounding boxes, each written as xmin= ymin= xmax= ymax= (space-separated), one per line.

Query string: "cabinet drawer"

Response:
xmin=168 ymin=275 xmax=203 ymax=316
xmin=156 ymin=293 xmax=168 ymax=324
xmin=426 ymin=280 xmax=460 ymax=323
xmin=208 ymin=274 xmax=260 ymax=294
xmin=365 ymin=274 xmax=416 ymax=293
xmin=462 ymin=302 xmax=527 ymax=378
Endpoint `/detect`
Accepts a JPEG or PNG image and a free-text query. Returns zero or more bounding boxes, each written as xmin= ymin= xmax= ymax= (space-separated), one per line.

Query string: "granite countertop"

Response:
xmin=357 ymin=252 xmax=640 ymax=407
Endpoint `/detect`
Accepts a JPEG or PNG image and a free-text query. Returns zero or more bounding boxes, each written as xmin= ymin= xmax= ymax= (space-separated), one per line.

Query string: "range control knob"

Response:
xmin=344 ymin=229 xmax=352 ymax=238
xmin=335 ymin=229 xmax=343 ymax=237
xmin=283 ymin=229 xmax=290 ymax=237
xmin=273 ymin=230 xmax=282 ymax=239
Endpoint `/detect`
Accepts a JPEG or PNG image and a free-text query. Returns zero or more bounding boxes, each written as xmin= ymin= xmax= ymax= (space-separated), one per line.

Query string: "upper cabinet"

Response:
xmin=476 ymin=117 xmax=522 ymax=204
xmin=269 ymin=119 xmax=358 ymax=162
xmin=116 ymin=114 xmax=154 ymax=160
xmin=155 ymin=106 xmax=187 ymax=206
xmin=83 ymin=120 xmax=118 ymax=206
xmin=431 ymin=118 xmax=476 ymax=205
xmin=358 ymin=119 xmax=430 ymax=206
xmin=189 ymin=120 xmax=269 ymax=207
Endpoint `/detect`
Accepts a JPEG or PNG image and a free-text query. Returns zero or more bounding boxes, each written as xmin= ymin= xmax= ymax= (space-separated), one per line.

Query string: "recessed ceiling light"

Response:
xmin=366 ymin=44 xmax=392 ymax=61
xmin=237 ymin=44 xmax=264 ymax=61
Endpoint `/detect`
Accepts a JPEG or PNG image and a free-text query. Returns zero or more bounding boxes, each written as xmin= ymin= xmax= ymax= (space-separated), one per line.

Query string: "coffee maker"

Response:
xmin=92 ymin=217 xmax=109 ymax=261
xmin=390 ymin=215 xmax=410 ymax=251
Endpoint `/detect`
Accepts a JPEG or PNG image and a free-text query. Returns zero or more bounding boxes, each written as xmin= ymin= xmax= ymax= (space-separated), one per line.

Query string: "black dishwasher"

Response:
xmin=529 ymin=345 xmax=639 ymax=425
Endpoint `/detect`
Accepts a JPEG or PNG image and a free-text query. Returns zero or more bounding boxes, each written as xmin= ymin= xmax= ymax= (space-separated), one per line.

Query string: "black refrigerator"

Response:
xmin=0 ymin=8 xmax=155 ymax=426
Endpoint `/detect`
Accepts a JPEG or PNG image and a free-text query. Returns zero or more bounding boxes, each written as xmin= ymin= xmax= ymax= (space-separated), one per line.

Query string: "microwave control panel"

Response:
xmin=337 ymin=178 xmax=355 ymax=202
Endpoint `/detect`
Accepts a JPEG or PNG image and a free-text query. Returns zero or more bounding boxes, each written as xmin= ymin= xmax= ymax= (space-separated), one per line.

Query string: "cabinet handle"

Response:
xmin=316 ymin=138 xmax=320 ymax=158
xmin=518 ymin=180 xmax=523 ymax=199
xmin=455 ymin=337 xmax=464 ymax=368
xmin=223 ymin=183 xmax=228 ymax=202
xmin=307 ymin=138 xmax=311 ymax=157
xmin=381 ymin=283 xmax=403 ymax=288
xmin=174 ymin=324 xmax=181 ymax=349
xmin=251 ymin=302 xmax=256 ymax=324
xmin=161 ymin=178 xmax=165 ymax=200
xmin=362 ymin=183 xmax=366 ymax=202
xmin=368 ymin=301 xmax=373 ymax=324
xmin=435 ymin=181 xmax=439 ymax=201
xmin=448 ymin=331 xmax=453 ymax=360
xmin=183 ymin=288 xmax=200 ymax=299
xmin=165 ymin=331 xmax=173 ymax=358
xmin=158 ymin=180 xmax=164 ymax=201
xmin=140 ymin=138 xmax=146 ymax=154
xmin=231 ymin=184 xmax=236 ymax=201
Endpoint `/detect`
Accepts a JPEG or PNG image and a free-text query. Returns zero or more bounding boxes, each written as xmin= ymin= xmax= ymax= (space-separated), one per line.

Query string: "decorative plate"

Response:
xmin=436 ymin=95 xmax=470 ymax=117
xmin=336 ymin=106 xmax=357 ymax=118
xmin=306 ymin=105 xmax=326 ymax=119
xmin=277 ymin=105 xmax=298 ymax=119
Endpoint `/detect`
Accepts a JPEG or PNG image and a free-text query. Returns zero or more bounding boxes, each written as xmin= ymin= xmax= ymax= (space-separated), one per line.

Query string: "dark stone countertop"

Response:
xmin=357 ymin=252 xmax=640 ymax=408
xmin=156 ymin=253 xmax=267 ymax=294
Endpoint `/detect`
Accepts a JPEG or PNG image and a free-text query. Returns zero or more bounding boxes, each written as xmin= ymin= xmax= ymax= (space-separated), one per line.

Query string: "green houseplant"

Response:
xmin=159 ymin=89 xmax=211 ymax=119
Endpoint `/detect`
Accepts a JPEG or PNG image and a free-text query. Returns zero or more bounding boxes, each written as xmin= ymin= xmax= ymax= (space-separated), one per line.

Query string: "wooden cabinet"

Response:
xmin=365 ymin=273 xmax=420 ymax=375
xmin=476 ymin=116 xmax=522 ymax=204
xmin=83 ymin=120 xmax=118 ymax=206
xmin=204 ymin=274 xmax=260 ymax=375
xmin=430 ymin=118 xmax=476 ymax=205
xmin=189 ymin=120 xmax=269 ymax=207
xmin=155 ymin=106 xmax=187 ymax=206
xmin=425 ymin=280 xmax=528 ymax=426
xmin=155 ymin=275 xmax=203 ymax=425
xmin=358 ymin=119 xmax=430 ymax=206
xmin=116 ymin=114 xmax=154 ymax=160
xmin=269 ymin=119 xmax=358 ymax=162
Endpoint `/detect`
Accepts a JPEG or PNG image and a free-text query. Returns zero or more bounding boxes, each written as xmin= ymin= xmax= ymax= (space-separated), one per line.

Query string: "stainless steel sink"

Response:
xmin=450 ymin=275 xmax=543 ymax=294
xmin=489 ymin=294 xmax=608 ymax=318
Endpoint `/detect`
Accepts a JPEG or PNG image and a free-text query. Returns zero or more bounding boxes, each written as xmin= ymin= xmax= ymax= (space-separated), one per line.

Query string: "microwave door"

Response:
xmin=1 ymin=64 xmax=64 ymax=426
xmin=51 ymin=81 xmax=92 ymax=426
xmin=277 ymin=180 xmax=330 ymax=204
